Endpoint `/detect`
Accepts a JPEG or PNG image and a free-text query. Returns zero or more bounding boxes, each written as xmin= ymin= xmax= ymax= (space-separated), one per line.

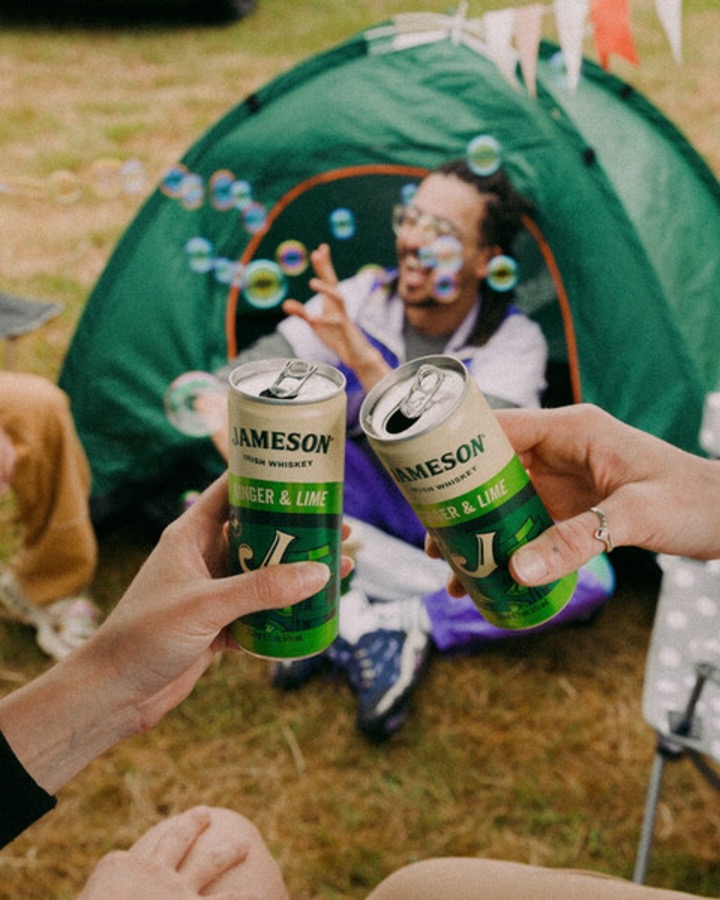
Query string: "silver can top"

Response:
xmin=361 ymin=355 xmax=468 ymax=441
xmin=229 ymin=358 xmax=345 ymax=403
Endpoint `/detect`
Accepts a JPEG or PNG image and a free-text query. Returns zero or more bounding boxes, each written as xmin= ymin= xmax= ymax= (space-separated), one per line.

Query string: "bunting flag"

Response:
xmin=379 ymin=2 xmax=683 ymax=95
xmin=590 ymin=0 xmax=639 ymax=69
xmin=517 ymin=0 xmax=680 ymax=92
xmin=553 ymin=0 xmax=589 ymax=92
xmin=483 ymin=8 xmax=519 ymax=88
xmin=655 ymin=0 xmax=683 ymax=62
xmin=514 ymin=3 xmax=545 ymax=97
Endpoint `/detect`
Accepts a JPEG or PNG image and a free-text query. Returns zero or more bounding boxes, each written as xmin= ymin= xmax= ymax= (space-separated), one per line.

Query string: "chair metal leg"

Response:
xmin=635 ymin=662 xmax=718 ymax=883
xmin=633 ymin=746 xmax=667 ymax=883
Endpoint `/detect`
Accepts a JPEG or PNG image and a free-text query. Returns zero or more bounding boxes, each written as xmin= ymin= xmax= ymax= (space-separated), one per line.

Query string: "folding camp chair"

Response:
xmin=633 ymin=552 xmax=720 ymax=883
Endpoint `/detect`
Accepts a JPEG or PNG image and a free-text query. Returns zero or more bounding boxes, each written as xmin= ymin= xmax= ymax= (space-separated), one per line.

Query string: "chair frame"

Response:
xmin=633 ymin=661 xmax=720 ymax=883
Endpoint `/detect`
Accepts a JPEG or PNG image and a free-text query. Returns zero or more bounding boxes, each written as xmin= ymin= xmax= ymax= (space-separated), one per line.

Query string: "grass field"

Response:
xmin=1 ymin=1 xmax=719 ymax=897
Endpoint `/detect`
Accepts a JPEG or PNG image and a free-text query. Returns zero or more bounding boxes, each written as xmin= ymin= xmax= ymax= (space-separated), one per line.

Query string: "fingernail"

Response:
xmin=298 ymin=562 xmax=330 ymax=593
xmin=512 ymin=547 xmax=548 ymax=584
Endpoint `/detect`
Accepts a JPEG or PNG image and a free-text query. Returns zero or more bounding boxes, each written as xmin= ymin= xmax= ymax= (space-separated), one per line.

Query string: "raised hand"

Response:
xmin=282 ymin=243 xmax=390 ymax=390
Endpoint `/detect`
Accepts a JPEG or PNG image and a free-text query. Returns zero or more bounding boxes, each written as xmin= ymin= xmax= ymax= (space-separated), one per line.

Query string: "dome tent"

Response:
xmin=60 ymin=12 xmax=720 ymax=522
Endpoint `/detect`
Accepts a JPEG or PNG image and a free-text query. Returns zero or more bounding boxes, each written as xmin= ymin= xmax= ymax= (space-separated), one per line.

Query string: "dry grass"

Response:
xmin=1 ymin=1 xmax=720 ymax=897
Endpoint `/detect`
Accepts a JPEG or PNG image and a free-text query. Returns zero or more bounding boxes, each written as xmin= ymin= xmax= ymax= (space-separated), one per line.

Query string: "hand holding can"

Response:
xmin=228 ymin=359 xmax=346 ymax=658
xmin=360 ymin=356 xmax=577 ymax=630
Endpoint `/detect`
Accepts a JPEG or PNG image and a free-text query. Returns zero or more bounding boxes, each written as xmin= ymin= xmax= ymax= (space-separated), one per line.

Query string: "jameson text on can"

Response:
xmin=228 ymin=358 xmax=346 ymax=659
xmin=360 ymin=355 xmax=577 ymax=630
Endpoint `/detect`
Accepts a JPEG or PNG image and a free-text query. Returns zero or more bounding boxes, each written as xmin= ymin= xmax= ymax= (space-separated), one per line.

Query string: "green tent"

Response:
xmin=60 ymin=12 xmax=720 ymax=521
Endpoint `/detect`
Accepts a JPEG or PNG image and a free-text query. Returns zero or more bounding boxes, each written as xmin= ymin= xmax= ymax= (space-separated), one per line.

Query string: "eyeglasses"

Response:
xmin=391 ymin=204 xmax=462 ymax=243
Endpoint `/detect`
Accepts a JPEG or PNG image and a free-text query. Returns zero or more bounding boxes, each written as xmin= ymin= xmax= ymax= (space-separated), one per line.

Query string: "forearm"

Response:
xmin=592 ymin=417 xmax=720 ymax=559
xmin=0 ymin=643 xmax=138 ymax=796
xmin=659 ymin=452 xmax=720 ymax=559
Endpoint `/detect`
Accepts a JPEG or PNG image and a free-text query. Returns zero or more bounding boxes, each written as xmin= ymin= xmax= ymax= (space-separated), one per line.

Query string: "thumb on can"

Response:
xmin=509 ymin=511 xmax=609 ymax=586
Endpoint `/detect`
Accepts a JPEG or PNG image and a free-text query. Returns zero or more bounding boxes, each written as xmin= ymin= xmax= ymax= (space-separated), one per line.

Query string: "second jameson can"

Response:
xmin=360 ymin=355 xmax=577 ymax=630
xmin=228 ymin=358 xmax=346 ymax=659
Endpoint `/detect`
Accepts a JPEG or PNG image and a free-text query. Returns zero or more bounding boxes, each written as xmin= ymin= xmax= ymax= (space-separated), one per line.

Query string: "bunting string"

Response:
xmin=375 ymin=0 xmax=683 ymax=96
xmin=1 ymin=1 xmax=684 ymax=206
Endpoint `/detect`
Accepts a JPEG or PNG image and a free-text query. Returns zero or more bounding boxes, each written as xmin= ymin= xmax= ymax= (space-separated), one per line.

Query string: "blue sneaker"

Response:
xmin=328 ymin=623 xmax=431 ymax=741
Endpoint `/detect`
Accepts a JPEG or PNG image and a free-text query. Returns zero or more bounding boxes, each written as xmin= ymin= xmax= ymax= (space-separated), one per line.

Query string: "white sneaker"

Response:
xmin=37 ymin=598 xmax=100 ymax=660
xmin=0 ymin=570 xmax=44 ymax=626
xmin=0 ymin=571 xmax=100 ymax=661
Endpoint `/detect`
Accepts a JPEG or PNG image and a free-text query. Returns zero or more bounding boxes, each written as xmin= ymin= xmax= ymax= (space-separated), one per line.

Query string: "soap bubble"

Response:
xmin=357 ymin=263 xmax=386 ymax=284
xmin=419 ymin=234 xmax=463 ymax=272
xmin=329 ymin=207 xmax=355 ymax=240
xmin=400 ymin=183 xmax=418 ymax=205
xmin=548 ymin=50 xmax=570 ymax=90
xmin=487 ymin=254 xmax=519 ymax=292
xmin=241 ymin=259 xmax=287 ymax=309
xmin=276 ymin=239 xmax=309 ymax=276
xmin=180 ymin=173 xmax=205 ymax=210
xmin=232 ymin=179 xmax=253 ymax=210
xmin=243 ymin=201 xmax=267 ymax=234
xmin=50 ymin=170 xmax=82 ymax=204
xmin=209 ymin=170 xmax=237 ymax=211
xmin=214 ymin=257 xmax=240 ymax=284
xmin=418 ymin=245 xmax=434 ymax=268
xmin=160 ymin=164 xmax=189 ymax=199
xmin=164 ymin=371 xmax=226 ymax=437
xmin=184 ymin=236 xmax=215 ymax=274
xmin=433 ymin=271 xmax=460 ymax=303
xmin=120 ymin=159 xmax=147 ymax=195
xmin=467 ymin=134 xmax=503 ymax=176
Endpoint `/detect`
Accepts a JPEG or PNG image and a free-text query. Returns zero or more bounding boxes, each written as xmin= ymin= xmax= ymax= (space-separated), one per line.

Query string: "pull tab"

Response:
xmin=260 ymin=360 xmax=318 ymax=399
xmin=385 ymin=364 xmax=445 ymax=434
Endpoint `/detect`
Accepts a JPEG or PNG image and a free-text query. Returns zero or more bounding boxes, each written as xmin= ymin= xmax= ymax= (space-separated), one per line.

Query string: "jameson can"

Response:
xmin=228 ymin=358 xmax=346 ymax=659
xmin=360 ymin=355 xmax=577 ymax=630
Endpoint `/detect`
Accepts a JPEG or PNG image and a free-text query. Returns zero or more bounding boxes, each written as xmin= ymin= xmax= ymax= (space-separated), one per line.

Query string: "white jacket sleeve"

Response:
xmin=465 ymin=313 xmax=548 ymax=409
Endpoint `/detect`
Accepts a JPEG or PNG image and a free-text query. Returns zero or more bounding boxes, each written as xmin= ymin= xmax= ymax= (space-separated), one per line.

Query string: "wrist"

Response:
xmin=0 ymin=641 xmax=140 ymax=795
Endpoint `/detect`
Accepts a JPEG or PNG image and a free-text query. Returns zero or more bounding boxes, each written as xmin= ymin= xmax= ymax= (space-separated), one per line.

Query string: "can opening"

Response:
xmin=259 ymin=359 xmax=318 ymax=399
xmin=384 ymin=364 xmax=445 ymax=434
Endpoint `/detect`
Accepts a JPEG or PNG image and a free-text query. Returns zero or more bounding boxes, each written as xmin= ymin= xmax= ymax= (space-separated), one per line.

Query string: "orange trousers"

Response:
xmin=0 ymin=372 xmax=97 ymax=605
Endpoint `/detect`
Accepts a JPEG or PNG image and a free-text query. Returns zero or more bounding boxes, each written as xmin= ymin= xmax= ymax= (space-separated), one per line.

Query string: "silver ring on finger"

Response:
xmin=589 ymin=506 xmax=613 ymax=553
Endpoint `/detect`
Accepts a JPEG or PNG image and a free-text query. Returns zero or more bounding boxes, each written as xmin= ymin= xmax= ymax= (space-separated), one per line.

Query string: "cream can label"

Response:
xmin=228 ymin=359 xmax=346 ymax=659
xmin=360 ymin=355 xmax=577 ymax=630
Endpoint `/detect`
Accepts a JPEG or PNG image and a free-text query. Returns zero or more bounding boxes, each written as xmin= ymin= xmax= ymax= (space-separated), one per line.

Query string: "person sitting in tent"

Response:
xmin=200 ymin=157 xmax=614 ymax=741
xmin=0 ymin=371 xmax=100 ymax=660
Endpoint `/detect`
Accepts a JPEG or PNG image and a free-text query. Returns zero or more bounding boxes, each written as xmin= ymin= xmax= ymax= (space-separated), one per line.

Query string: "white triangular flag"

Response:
xmin=484 ymin=8 xmax=519 ymax=89
xmin=553 ymin=0 xmax=589 ymax=92
xmin=515 ymin=4 xmax=545 ymax=97
xmin=655 ymin=0 xmax=682 ymax=62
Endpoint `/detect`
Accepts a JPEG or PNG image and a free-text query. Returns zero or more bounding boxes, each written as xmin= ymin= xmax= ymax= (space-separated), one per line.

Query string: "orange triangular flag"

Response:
xmin=590 ymin=0 xmax=639 ymax=69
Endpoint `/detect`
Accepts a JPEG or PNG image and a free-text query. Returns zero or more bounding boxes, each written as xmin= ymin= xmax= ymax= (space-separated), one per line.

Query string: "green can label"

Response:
xmin=416 ymin=456 xmax=577 ymax=628
xmin=228 ymin=475 xmax=343 ymax=657
xmin=228 ymin=359 xmax=346 ymax=659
